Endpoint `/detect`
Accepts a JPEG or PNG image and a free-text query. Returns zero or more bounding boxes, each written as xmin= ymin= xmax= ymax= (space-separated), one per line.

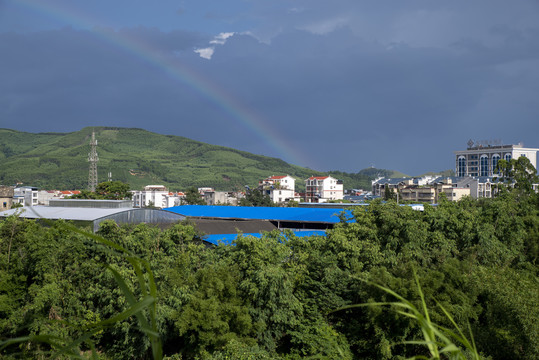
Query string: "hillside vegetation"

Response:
xmin=0 ymin=127 xmax=396 ymax=191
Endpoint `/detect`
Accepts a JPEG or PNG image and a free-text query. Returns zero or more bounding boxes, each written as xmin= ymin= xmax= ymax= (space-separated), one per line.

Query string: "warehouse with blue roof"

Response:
xmin=164 ymin=205 xmax=355 ymax=245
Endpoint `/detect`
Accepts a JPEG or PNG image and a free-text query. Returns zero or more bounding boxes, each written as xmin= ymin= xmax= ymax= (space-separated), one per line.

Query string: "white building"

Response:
xmin=132 ymin=185 xmax=182 ymax=208
xmin=259 ymin=175 xmax=296 ymax=190
xmin=305 ymin=176 xmax=344 ymax=203
xmin=259 ymin=175 xmax=299 ymax=204
xmin=14 ymin=186 xmax=39 ymax=207
xmin=455 ymin=141 xmax=539 ymax=177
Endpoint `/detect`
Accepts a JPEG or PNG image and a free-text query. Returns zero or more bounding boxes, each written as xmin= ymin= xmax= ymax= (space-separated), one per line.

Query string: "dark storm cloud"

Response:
xmin=1 ymin=2 xmax=539 ymax=174
xmin=0 ymin=27 xmax=213 ymax=129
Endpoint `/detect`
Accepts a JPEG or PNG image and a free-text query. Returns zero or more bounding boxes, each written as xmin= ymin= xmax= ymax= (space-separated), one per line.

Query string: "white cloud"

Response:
xmin=210 ymin=32 xmax=235 ymax=45
xmin=194 ymin=47 xmax=214 ymax=59
xmin=194 ymin=32 xmax=235 ymax=59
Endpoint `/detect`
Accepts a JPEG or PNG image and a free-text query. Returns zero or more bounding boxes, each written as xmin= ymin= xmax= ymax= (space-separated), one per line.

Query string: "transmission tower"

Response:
xmin=88 ymin=131 xmax=99 ymax=192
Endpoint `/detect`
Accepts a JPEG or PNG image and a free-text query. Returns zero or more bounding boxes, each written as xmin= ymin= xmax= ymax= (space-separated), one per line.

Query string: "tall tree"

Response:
xmin=239 ymin=188 xmax=273 ymax=207
xmin=71 ymin=181 xmax=132 ymax=200
xmin=184 ymin=186 xmax=206 ymax=205
xmin=494 ymin=157 xmax=539 ymax=195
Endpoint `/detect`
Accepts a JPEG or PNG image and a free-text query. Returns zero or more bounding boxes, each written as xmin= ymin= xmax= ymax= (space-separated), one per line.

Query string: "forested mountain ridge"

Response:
xmin=0 ymin=127 xmax=401 ymax=191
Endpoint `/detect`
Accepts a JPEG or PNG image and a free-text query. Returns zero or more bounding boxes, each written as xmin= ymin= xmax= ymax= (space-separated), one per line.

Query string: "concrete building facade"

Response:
xmin=0 ymin=186 xmax=14 ymax=211
xmin=454 ymin=142 xmax=539 ymax=177
xmin=305 ymin=176 xmax=344 ymax=203
xmin=14 ymin=186 xmax=38 ymax=207
xmin=258 ymin=175 xmax=299 ymax=204
xmin=132 ymin=185 xmax=183 ymax=208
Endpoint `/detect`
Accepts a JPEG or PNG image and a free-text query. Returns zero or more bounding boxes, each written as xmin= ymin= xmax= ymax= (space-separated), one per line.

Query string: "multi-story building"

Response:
xmin=132 ymin=185 xmax=182 ymax=208
xmin=399 ymin=179 xmax=470 ymax=203
xmin=372 ymin=176 xmax=495 ymax=202
xmin=454 ymin=141 xmax=539 ymax=177
xmin=259 ymin=175 xmax=298 ymax=204
xmin=259 ymin=175 xmax=296 ymax=190
xmin=204 ymin=191 xmax=241 ymax=206
xmin=14 ymin=186 xmax=38 ymax=207
xmin=305 ymin=176 xmax=344 ymax=203
xmin=372 ymin=176 xmax=435 ymax=198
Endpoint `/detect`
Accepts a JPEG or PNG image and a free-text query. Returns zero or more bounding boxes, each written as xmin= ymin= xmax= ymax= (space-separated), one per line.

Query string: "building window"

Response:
xmin=480 ymin=155 xmax=489 ymax=176
xmin=458 ymin=156 xmax=466 ymax=177
xmin=492 ymin=154 xmax=500 ymax=174
xmin=505 ymin=153 xmax=512 ymax=162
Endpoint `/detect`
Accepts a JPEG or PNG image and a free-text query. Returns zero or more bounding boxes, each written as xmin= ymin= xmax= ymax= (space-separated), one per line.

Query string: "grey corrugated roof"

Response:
xmin=0 ymin=206 xmax=134 ymax=221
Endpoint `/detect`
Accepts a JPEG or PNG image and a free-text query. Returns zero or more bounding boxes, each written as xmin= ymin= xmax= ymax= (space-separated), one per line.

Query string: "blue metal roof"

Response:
xmin=164 ymin=205 xmax=354 ymax=223
xmin=204 ymin=230 xmax=327 ymax=246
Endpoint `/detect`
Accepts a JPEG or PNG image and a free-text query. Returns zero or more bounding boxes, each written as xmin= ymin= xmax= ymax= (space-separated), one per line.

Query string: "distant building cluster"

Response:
xmin=372 ymin=141 xmax=539 ymax=203
xmin=0 ymin=186 xmax=82 ymax=209
xmin=1 ymin=141 xmax=538 ymax=216
xmin=2 ymin=140 xmax=538 ymax=245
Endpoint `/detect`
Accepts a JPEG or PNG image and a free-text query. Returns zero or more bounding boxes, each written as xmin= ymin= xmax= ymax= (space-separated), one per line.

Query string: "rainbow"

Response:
xmin=13 ymin=0 xmax=309 ymax=167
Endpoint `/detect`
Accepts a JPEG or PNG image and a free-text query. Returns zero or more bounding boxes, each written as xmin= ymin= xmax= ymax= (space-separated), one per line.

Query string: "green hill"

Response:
xmin=0 ymin=127 xmax=394 ymax=191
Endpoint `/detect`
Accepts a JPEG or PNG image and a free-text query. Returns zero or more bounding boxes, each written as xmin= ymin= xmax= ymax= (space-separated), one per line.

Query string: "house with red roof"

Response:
xmin=258 ymin=175 xmax=298 ymax=204
xmin=305 ymin=176 xmax=344 ymax=203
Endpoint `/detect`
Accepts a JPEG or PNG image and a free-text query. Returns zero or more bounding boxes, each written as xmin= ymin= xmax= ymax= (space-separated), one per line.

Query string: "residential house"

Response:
xmin=132 ymin=185 xmax=168 ymax=208
xmin=0 ymin=186 xmax=14 ymax=211
xmin=203 ymin=191 xmax=241 ymax=206
xmin=14 ymin=186 xmax=38 ymax=207
xmin=259 ymin=175 xmax=298 ymax=204
xmin=305 ymin=176 xmax=344 ymax=203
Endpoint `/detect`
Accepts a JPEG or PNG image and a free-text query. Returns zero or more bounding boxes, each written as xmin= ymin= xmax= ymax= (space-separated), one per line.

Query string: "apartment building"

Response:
xmin=132 ymin=185 xmax=183 ymax=208
xmin=14 ymin=186 xmax=38 ymax=207
xmin=204 ymin=191 xmax=240 ymax=206
xmin=259 ymin=175 xmax=298 ymax=204
xmin=305 ymin=176 xmax=344 ymax=203
xmin=399 ymin=179 xmax=470 ymax=203
xmin=454 ymin=141 xmax=539 ymax=177
xmin=373 ymin=176 xmax=493 ymax=201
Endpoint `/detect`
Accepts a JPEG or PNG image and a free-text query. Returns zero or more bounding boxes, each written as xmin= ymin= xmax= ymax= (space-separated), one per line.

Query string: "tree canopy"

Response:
xmin=1 ymin=190 xmax=538 ymax=359
xmin=72 ymin=181 xmax=132 ymax=200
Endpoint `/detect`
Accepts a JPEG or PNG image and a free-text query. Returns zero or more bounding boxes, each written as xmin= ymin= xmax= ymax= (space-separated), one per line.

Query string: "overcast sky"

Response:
xmin=1 ymin=0 xmax=538 ymax=175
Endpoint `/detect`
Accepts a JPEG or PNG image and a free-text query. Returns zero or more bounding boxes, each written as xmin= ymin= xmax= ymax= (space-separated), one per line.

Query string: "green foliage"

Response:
xmin=239 ymin=188 xmax=273 ymax=207
xmin=335 ymin=271 xmax=481 ymax=360
xmin=183 ymin=187 xmax=206 ymax=205
xmin=1 ymin=190 xmax=538 ymax=359
xmin=494 ymin=157 xmax=539 ymax=196
xmin=0 ymin=127 xmax=395 ymax=191
xmin=72 ymin=181 xmax=132 ymax=200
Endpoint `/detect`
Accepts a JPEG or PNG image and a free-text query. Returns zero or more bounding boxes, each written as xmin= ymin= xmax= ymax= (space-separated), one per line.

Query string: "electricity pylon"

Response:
xmin=88 ymin=131 xmax=99 ymax=192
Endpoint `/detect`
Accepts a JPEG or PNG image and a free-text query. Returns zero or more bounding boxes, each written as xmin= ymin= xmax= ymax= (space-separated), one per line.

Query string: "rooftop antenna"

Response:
xmin=88 ymin=131 xmax=99 ymax=192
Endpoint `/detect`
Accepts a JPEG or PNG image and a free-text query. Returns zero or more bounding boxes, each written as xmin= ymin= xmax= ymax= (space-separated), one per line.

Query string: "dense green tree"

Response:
xmin=183 ymin=186 xmax=205 ymax=205
xmin=239 ymin=188 xmax=273 ymax=207
xmin=494 ymin=157 xmax=539 ymax=195
xmin=1 ymin=191 xmax=538 ymax=359
xmin=72 ymin=181 xmax=132 ymax=200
